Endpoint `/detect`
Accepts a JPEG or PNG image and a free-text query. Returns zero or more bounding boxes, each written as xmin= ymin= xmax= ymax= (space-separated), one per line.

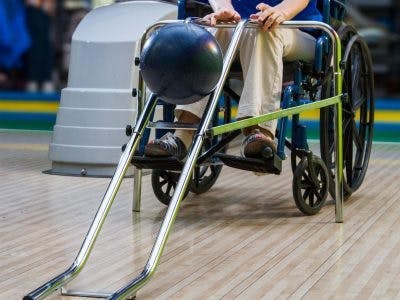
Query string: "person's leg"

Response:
xmin=237 ymin=28 xmax=316 ymax=156
xmin=236 ymin=28 xmax=284 ymax=155
xmin=174 ymin=110 xmax=201 ymax=150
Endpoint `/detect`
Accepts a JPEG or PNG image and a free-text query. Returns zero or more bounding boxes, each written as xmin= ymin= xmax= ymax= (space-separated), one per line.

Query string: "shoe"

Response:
xmin=241 ymin=129 xmax=276 ymax=158
xmin=144 ymin=132 xmax=187 ymax=160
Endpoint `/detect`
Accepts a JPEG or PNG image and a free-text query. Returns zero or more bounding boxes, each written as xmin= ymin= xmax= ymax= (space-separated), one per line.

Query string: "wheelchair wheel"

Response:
xmin=151 ymin=169 xmax=189 ymax=206
xmin=293 ymin=156 xmax=329 ymax=215
xmin=190 ymin=94 xmax=233 ymax=194
xmin=151 ymin=149 xmax=222 ymax=205
xmin=190 ymin=137 xmax=223 ymax=194
xmin=151 ymin=94 xmax=231 ymax=205
xmin=190 ymin=164 xmax=222 ymax=194
xmin=320 ymin=25 xmax=374 ymax=199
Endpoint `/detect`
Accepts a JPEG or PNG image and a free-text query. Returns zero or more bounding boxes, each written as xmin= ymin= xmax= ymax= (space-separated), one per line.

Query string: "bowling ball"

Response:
xmin=140 ymin=22 xmax=223 ymax=104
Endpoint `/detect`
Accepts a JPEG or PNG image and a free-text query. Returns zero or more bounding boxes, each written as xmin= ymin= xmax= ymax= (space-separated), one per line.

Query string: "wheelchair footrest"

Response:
xmin=131 ymin=156 xmax=183 ymax=171
xmin=215 ymin=153 xmax=282 ymax=175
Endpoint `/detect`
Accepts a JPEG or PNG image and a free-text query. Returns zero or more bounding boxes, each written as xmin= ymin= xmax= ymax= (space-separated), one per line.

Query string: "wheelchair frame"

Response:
xmin=24 ymin=17 xmax=345 ymax=299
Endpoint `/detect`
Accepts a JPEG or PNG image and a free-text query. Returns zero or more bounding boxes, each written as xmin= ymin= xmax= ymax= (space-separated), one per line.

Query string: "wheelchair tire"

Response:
xmin=190 ymin=93 xmax=234 ymax=194
xmin=320 ymin=25 xmax=374 ymax=199
xmin=151 ymin=169 xmax=189 ymax=206
xmin=151 ymin=94 xmax=231 ymax=204
xmin=292 ymin=156 xmax=329 ymax=215
xmin=290 ymin=152 xmax=301 ymax=174
xmin=190 ymin=135 xmax=224 ymax=194
xmin=190 ymin=164 xmax=222 ymax=194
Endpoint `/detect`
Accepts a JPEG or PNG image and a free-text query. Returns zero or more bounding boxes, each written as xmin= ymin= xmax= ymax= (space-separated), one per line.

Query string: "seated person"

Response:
xmin=145 ymin=0 xmax=322 ymax=160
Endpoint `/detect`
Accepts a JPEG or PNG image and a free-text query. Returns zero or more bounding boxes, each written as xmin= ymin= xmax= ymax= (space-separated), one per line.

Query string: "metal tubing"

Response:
xmin=23 ymin=95 xmax=158 ymax=300
xmin=61 ymin=288 xmax=112 ymax=298
xmin=132 ymin=39 xmax=146 ymax=214
xmin=109 ymin=20 xmax=248 ymax=300
xmin=132 ymin=168 xmax=142 ymax=212
xmin=334 ymin=49 xmax=344 ymax=222
xmin=211 ymin=96 xmax=341 ymax=136
xmin=332 ymin=20 xmax=344 ymax=223
xmin=334 ymin=101 xmax=344 ymax=222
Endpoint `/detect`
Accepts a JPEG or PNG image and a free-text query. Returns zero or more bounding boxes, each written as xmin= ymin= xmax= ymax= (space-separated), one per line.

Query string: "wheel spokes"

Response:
xmin=303 ymin=188 xmax=311 ymax=200
xmin=351 ymin=119 xmax=364 ymax=151
xmin=315 ymin=190 xmax=323 ymax=203
xmin=309 ymin=192 xmax=315 ymax=207
xmin=303 ymin=169 xmax=314 ymax=185
xmin=165 ymin=182 xmax=174 ymax=196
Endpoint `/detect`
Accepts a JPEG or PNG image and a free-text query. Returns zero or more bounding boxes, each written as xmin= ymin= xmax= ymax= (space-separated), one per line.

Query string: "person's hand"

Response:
xmin=250 ymin=3 xmax=287 ymax=31
xmin=202 ymin=8 xmax=241 ymax=26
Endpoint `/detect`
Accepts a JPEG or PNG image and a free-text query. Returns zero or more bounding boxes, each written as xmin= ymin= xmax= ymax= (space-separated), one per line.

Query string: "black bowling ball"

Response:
xmin=140 ymin=22 xmax=223 ymax=105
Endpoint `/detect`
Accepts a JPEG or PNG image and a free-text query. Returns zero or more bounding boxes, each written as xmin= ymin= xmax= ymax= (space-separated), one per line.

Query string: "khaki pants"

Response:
xmin=176 ymin=28 xmax=316 ymax=134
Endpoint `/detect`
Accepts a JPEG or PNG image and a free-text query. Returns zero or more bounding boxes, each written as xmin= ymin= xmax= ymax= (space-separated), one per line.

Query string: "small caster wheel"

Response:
xmin=151 ymin=169 xmax=189 ymax=206
xmin=292 ymin=156 xmax=329 ymax=215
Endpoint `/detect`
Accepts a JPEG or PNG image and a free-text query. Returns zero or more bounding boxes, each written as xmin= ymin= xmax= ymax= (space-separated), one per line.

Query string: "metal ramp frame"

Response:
xmin=24 ymin=19 xmax=343 ymax=300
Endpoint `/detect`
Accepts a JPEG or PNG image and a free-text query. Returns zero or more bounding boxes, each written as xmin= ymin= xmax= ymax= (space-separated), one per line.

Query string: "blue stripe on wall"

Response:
xmin=374 ymin=98 xmax=400 ymax=110
xmin=0 ymin=112 xmax=56 ymax=122
xmin=0 ymin=91 xmax=60 ymax=102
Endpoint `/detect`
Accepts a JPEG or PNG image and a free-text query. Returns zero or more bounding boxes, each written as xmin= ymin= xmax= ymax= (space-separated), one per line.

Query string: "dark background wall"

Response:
xmin=0 ymin=0 xmax=399 ymax=97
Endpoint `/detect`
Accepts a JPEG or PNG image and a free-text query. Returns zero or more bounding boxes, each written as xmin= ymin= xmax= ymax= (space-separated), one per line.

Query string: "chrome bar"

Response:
xmin=147 ymin=121 xmax=199 ymax=130
xmin=23 ymin=94 xmax=158 ymax=300
xmin=61 ymin=288 xmax=112 ymax=298
xmin=333 ymin=26 xmax=344 ymax=223
xmin=334 ymin=102 xmax=344 ymax=222
xmin=132 ymin=168 xmax=142 ymax=212
xmin=109 ymin=19 xmax=249 ymax=300
xmin=132 ymin=39 xmax=146 ymax=213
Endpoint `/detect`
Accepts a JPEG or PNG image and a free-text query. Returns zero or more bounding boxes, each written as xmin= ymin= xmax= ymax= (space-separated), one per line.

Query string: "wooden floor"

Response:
xmin=1 ymin=131 xmax=400 ymax=300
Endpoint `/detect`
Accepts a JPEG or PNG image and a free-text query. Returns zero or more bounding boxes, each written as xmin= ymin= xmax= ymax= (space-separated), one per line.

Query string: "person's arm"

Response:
xmin=250 ymin=0 xmax=310 ymax=31
xmin=208 ymin=0 xmax=235 ymax=12
xmin=202 ymin=0 xmax=241 ymax=26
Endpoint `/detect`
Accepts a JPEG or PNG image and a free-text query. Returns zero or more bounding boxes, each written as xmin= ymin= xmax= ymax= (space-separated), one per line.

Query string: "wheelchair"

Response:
xmin=130 ymin=0 xmax=374 ymax=215
xmin=24 ymin=0 xmax=374 ymax=299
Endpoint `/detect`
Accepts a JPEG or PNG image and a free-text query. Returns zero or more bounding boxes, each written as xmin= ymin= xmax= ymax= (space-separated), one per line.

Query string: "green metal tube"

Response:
xmin=210 ymin=96 xmax=341 ymax=136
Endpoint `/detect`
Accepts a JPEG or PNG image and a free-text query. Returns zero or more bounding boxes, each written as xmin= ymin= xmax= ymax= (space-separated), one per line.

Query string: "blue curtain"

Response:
xmin=0 ymin=0 xmax=31 ymax=69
